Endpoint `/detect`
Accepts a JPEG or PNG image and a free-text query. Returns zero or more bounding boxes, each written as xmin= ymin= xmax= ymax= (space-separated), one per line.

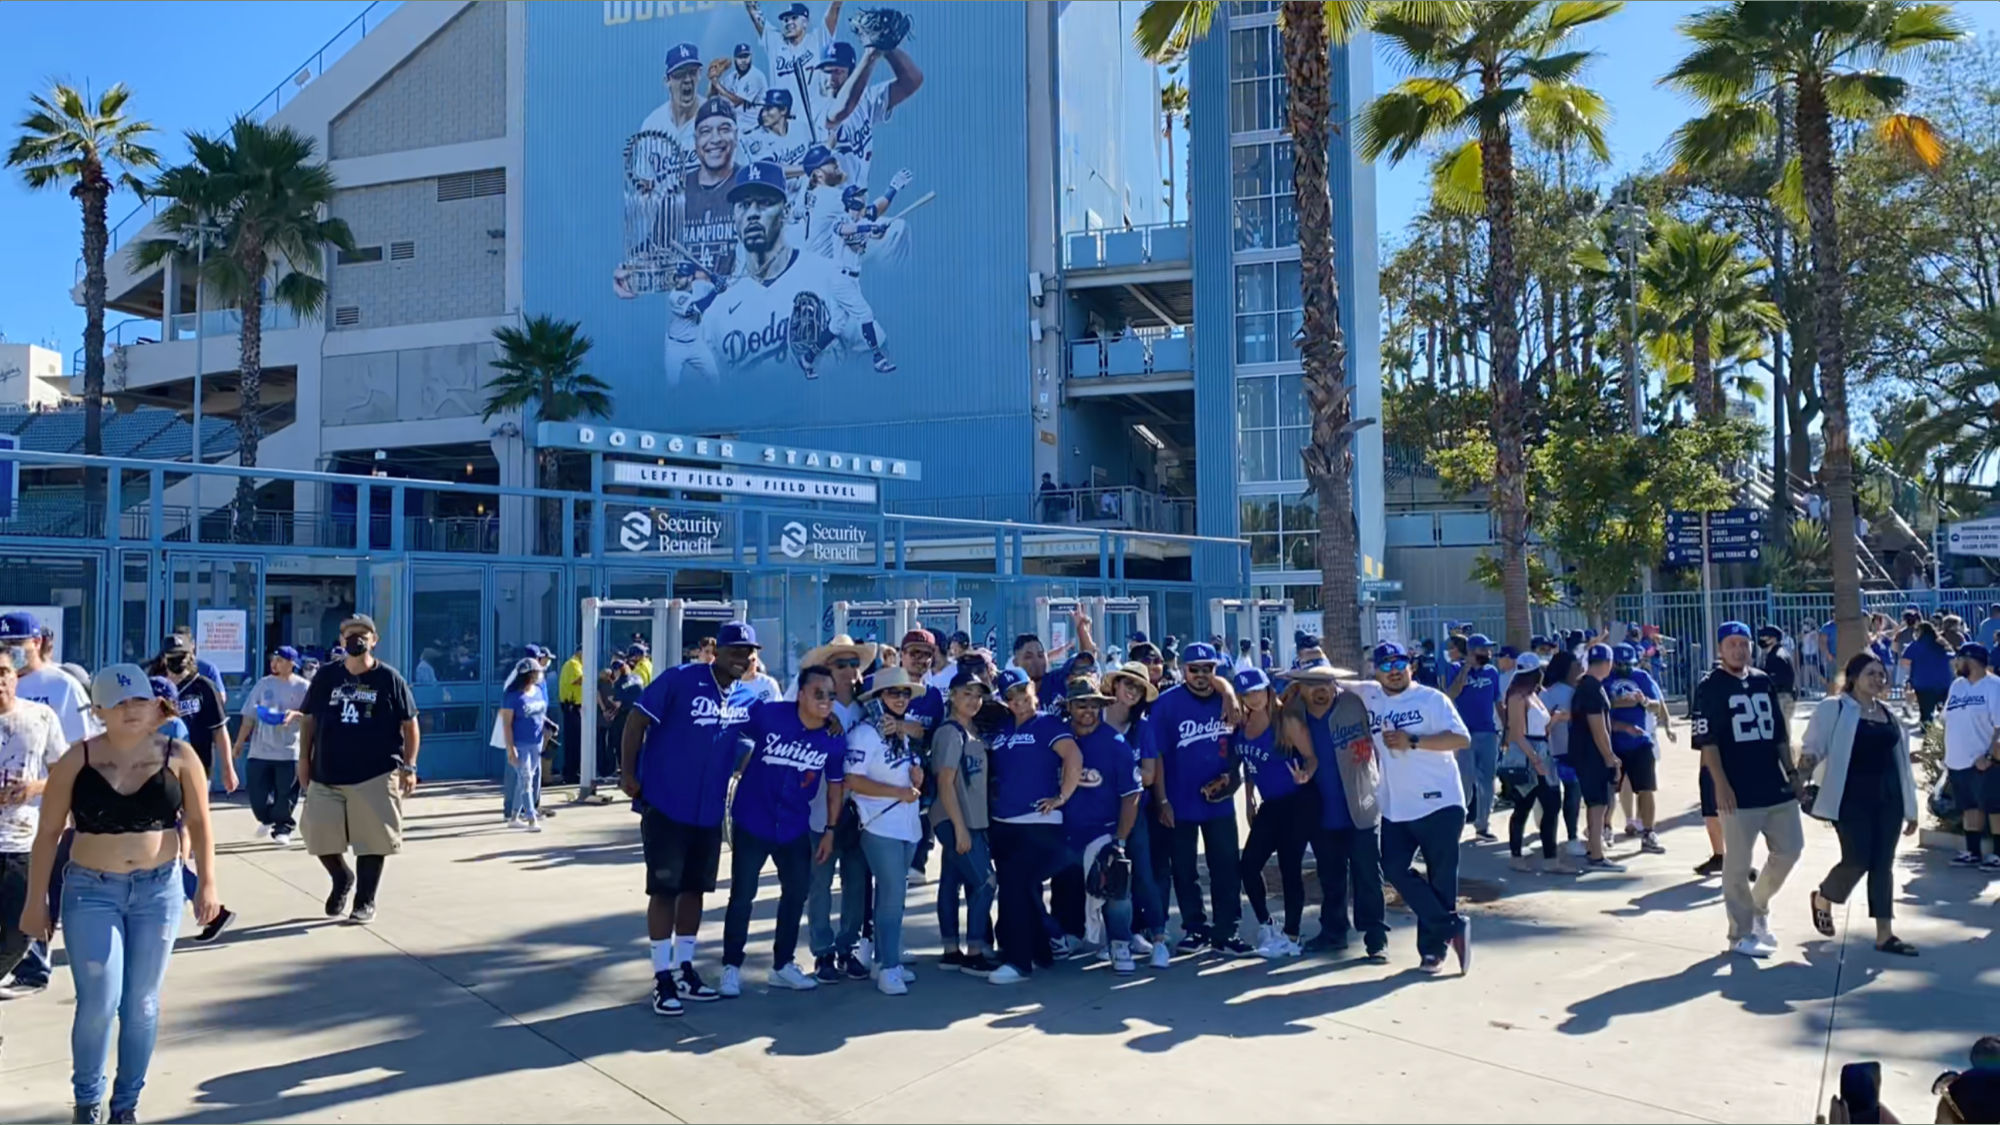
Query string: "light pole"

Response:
xmin=179 ymin=216 xmax=223 ymax=465
xmin=1615 ymin=183 xmax=1646 ymax=436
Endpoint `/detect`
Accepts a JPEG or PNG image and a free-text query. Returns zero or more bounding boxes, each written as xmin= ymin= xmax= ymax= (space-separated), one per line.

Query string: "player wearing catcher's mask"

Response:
xmin=702 ymin=161 xmax=849 ymax=379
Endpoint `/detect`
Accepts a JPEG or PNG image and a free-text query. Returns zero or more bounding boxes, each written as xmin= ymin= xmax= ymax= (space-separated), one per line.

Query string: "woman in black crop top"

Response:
xmin=21 ymin=663 xmax=221 ymax=1124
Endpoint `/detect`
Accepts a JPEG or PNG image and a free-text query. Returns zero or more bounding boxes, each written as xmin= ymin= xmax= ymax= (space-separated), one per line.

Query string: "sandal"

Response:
xmin=1874 ymin=936 xmax=1918 ymax=957
xmin=1809 ymin=890 xmax=1835 ymax=937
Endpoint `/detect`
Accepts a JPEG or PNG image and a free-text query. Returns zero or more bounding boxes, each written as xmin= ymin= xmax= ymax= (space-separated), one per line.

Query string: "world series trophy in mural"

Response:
xmin=612 ymin=2 xmax=925 ymax=382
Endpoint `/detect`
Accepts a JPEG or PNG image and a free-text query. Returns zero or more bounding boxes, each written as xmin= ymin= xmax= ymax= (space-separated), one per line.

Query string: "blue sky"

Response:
xmin=2 ymin=1 xmax=1998 ymax=365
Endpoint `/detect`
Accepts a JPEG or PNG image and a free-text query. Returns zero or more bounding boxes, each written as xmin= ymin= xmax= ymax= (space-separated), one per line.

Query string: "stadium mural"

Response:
xmin=527 ymin=1 xmax=1029 ymax=435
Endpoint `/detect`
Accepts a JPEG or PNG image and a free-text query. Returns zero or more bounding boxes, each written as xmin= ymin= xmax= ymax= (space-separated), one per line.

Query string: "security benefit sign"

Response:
xmin=611 ymin=503 xmax=736 ymax=557
xmin=765 ymin=515 xmax=877 ymax=566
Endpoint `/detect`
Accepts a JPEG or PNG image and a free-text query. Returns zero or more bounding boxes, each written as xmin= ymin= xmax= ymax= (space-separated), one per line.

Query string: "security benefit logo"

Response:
xmin=619 ymin=508 xmax=725 ymax=554
xmin=777 ymin=518 xmax=868 ymax=563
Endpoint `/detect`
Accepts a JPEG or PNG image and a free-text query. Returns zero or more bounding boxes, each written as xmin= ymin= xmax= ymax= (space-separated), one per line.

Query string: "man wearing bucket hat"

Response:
xmin=1277 ymin=658 xmax=1388 ymax=960
xmin=621 ymin=621 xmax=760 ymax=1015
xmin=1149 ymin=640 xmax=1250 ymax=955
xmin=1049 ymin=675 xmax=1144 ymax=974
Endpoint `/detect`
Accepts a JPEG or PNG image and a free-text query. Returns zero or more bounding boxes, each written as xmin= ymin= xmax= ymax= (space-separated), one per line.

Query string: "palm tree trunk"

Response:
xmin=1797 ymin=80 xmax=1863 ymax=660
xmin=1164 ymin=116 xmax=1175 ymax=217
xmin=1481 ymin=96 xmax=1530 ymax=648
xmin=1279 ymin=2 xmax=1358 ymax=663
xmin=233 ymin=280 xmax=264 ymax=543
xmin=78 ymin=173 xmax=109 ymax=473
xmin=1692 ymin=318 xmax=1715 ymax=420
xmin=537 ymin=446 xmax=562 ymax=555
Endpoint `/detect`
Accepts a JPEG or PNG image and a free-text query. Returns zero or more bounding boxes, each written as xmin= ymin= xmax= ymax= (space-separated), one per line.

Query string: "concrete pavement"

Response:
xmin=1 ymin=740 xmax=1991 ymax=1124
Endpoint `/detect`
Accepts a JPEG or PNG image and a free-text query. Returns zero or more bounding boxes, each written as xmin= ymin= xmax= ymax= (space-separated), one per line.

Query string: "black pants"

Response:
xmin=1382 ymin=806 xmax=1465 ymax=960
xmin=1508 ymin=778 xmax=1561 ymax=859
xmin=1916 ymin=688 xmax=1946 ymax=730
xmin=990 ymin=820 xmax=1065 ymax=972
xmin=1310 ymin=823 xmax=1388 ymax=953
xmin=560 ymin=703 xmax=582 ymax=784
xmin=1146 ymin=801 xmax=1176 ymax=926
xmin=722 ymin=824 xmax=813 ymax=968
xmin=1171 ymin=817 xmax=1241 ymax=938
xmin=0 ymin=851 xmax=31 ymax=983
xmin=1561 ymin=773 xmax=1581 ymax=840
xmin=1240 ymin=788 xmax=1316 ymax=936
xmin=1819 ymin=794 xmax=1903 ymax=921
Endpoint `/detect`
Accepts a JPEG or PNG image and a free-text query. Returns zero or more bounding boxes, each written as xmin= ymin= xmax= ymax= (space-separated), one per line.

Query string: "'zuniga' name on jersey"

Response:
xmin=758 ymin=731 xmax=832 ymax=772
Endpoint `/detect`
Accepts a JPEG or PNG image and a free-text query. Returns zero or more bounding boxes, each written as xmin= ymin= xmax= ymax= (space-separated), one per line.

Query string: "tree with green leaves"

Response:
xmin=484 ymin=315 xmax=612 ymax=490
xmin=1637 ymin=219 xmax=1782 ymax=420
xmin=1361 ymin=0 xmax=1621 ymax=647
xmin=134 ymin=116 xmax=354 ymax=537
xmin=1665 ymin=0 xmax=1964 ymax=659
xmin=6 ymin=82 xmax=158 ymax=460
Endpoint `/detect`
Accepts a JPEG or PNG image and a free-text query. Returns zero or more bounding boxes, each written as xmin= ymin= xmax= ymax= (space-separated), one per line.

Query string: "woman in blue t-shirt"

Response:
xmin=1101 ymin=661 xmax=1167 ymax=964
xmin=1233 ymin=668 xmax=1315 ymax=959
xmin=499 ymin=659 xmax=551 ymax=829
xmin=1900 ymin=621 xmax=1956 ymax=730
xmin=983 ymin=669 xmax=1082 ymax=985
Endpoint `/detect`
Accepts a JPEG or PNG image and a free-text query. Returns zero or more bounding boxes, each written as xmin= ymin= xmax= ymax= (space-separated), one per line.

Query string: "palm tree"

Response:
xmin=1638 ymin=219 xmax=1782 ymax=420
xmin=6 ymin=82 xmax=158 ymax=461
xmin=1664 ymin=1 xmax=1963 ymax=659
xmin=133 ymin=116 xmax=354 ymax=537
xmin=1902 ymin=307 xmax=2000 ymax=483
xmin=1160 ymin=77 xmax=1189 ymax=217
xmin=1135 ymin=0 xmax=1379 ymax=661
xmin=483 ymin=315 xmax=614 ymax=489
xmin=1360 ymin=0 xmax=1620 ymax=647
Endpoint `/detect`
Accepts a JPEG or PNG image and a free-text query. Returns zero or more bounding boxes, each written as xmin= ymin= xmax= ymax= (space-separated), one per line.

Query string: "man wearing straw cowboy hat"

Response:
xmin=1049 ymin=673 xmax=1145 ymax=974
xmin=792 ymin=633 xmax=882 ymax=983
xmin=1278 ymin=657 xmax=1386 ymax=961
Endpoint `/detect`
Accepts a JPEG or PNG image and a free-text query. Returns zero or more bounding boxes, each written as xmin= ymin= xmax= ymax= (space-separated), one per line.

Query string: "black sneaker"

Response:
xmin=814 ymin=954 xmax=842 ymax=983
xmin=0 ymin=976 xmax=49 ymax=999
xmin=1418 ymin=954 xmax=1445 ymax=975
xmin=1449 ymin=917 xmax=1472 ymax=975
xmin=1640 ymin=832 xmax=1666 ymax=855
xmin=1210 ymin=935 xmax=1254 ymax=956
xmin=1174 ymin=929 xmax=1209 ymax=954
xmin=1474 ymin=830 xmax=1499 ymax=844
xmin=1303 ymin=929 xmax=1351 ymax=953
xmin=108 ymin=1111 xmax=136 ymax=1124
xmin=840 ymin=952 xmax=871 ymax=981
xmin=72 ymin=1105 xmax=103 ymax=1124
xmin=325 ymin=874 xmax=354 ymax=917
xmin=675 ymin=962 xmax=720 ymax=1002
xmin=958 ymin=952 xmax=1000 ymax=978
xmin=1693 ymin=854 xmax=1724 ymax=877
xmin=651 ymin=973 xmax=684 ymax=1017
xmin=193 ymin=907 xmax=236 ymax=944
xmin=940 ymin=949 xmax=967 ymax=971
xmin=1362 ymin=947 xmax=1389 ymax=965
xmin=348 ymin=902 xmax=376 ymax=925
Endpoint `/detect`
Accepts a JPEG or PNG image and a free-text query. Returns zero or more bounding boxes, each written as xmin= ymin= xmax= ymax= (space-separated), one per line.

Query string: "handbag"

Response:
xmin=488 ymin=712 xmax=509 ymax=751
xmin=1496 ymin=741 xmax=1534 ymax=795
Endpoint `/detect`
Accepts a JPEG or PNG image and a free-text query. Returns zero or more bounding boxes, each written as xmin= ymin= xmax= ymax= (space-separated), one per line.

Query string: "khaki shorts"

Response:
xmin=302 ymin=774 xmax=405 ymax=857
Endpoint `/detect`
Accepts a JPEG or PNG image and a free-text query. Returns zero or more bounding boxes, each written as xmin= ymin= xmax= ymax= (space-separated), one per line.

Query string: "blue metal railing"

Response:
xmin=1068 ymin=329 xmax=1194 ymax=379
xmin=1063 ymin=220 xmax=1192 ymax=271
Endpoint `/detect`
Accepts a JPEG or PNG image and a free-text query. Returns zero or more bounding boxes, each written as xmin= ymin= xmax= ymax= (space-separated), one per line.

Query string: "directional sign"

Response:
xmin=1360 ymin=579 xmax=1403 ymax=595
xmin=1947 ymin=518 xmax=2000 ymax=558
xmin=1668 ymin=507 xmax=1762 ymax=529
xmin=1666 ymin=543 xmax=1763 ymax=566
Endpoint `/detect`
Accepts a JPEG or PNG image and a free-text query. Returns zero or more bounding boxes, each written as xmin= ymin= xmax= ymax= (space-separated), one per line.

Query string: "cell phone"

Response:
xmin=1840 ymin=1061 xmax=1883 ymax=1124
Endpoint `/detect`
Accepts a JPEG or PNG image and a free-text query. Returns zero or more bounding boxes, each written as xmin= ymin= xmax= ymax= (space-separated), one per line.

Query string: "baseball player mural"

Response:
xmin=613 ymin=2 xmax=926 ymax=384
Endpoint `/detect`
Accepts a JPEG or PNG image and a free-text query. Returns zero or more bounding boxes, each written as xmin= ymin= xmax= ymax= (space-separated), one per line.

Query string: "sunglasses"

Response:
xmin=1375 ymin=659 xmax=1411 ymax=672
xmin=1139 ymin=654 xmax=1163 ymax=664
xmin=881 ymin=688 xmax=913 ymax=699
xmin=831 ymin=658 xmax=861 ymax=669
xmin=805 ymin=688 xmax=833 ymax=701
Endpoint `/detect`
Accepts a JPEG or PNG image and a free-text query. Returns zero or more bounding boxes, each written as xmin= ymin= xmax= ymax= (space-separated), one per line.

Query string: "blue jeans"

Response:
xmin=13 ymin=829 xmax=74 ymax=987
xmin=1052 ymin=836 xmax=1133 ymax=944
xmin=722 ymin=824 xmax=813 ymax=969
xmin=1457 ymin=731 xmax=1500 ymax=834
xmin=245 ymin=758 xmax=300 ymax=832
xmin=62 ymin=859 xmax=184 ymax=1114
xmin=1126 ymin=810 xmax=1165 ymax=938
xmin=857 ymin=832 xmax=916 ymax=970
xmin=1381 ymin=806 xmax=1465 ymax=960
xmin=807 ymin=828 xmax=869 ymax=959
xmin=503 ymin=754 xmax=542 ymax=821
xmin=933 ymin=820 xmax=994 ymax=949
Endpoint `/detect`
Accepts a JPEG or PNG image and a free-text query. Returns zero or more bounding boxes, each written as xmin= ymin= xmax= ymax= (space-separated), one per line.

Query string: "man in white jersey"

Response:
xmin=745 ymin=0 xmax=842 ymax=142
xmin=815 ymin=39 xmax=923 ymax=188
xmin=711 ymin=42 xmax=769 ymax=133
xmin=661 ymin=263 xmax=721 ymax=385
xmin=1344 ymin=641 xmax=1474 ymax=975
xmin=740 ymin=89 xmax=812 ymax=199
xmin=0 ymin=659 xmax=68 ymax=999
xmin=1943 ymin=642 xmax=2000 ymax=868
xmin=702 ymin=160 xmax=850 ymax=378
xmin=638 ymin=42 xmax=706 ymax=177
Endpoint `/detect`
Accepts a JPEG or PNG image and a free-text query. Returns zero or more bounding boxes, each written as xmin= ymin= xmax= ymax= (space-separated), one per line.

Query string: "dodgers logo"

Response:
xmin=720 ymin=309 xmax=790 ymax=367
xmin=1076 ymin=767 xmax=1103 ymax=789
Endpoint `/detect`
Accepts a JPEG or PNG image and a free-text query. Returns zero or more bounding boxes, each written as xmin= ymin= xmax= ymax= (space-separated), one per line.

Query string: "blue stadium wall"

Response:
xmin=523 ymin=1 xmax=1034 ymax=508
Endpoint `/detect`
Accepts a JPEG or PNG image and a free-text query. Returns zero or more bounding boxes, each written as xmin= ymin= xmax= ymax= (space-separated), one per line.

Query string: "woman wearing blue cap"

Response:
xmin=983 ymin=669 xmax=1082 ymax=985
xmin=1232 ymin=667 xmax=1314 ymax=957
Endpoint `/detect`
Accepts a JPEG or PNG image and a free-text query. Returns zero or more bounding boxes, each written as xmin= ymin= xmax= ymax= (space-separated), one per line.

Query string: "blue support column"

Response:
xmin=105 ymin=470 xmax=121 ymax=542
xmin=390 ymin=484 xmax=406 ymax=551
xmin=148 ymin=471 xmax=164 ymax=547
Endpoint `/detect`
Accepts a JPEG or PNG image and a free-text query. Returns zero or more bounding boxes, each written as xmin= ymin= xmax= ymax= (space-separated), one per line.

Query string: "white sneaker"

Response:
xmin=1255 ymin=921 xmax=1279 ymax=948
xmin=770 ymin=962 xmax=819 ymax=990
xmin=877 ymin=966 xmax=909 ymax=995
xmin=1566 ymin=839 xmax=1588 ymax=857
xmin=1112 ymin=941 xmax=1136 ymax=974
xmin=526 ymin=820 xmax=544 ymax=833
xmin=505 ymin=815 xmax=522 ymax=829
xmin=988 ymin=963 xmax=1029 ymax=985
xmin=719 ymin=965 xmax=742 ymax=998
xmin=1129 ymin=933 xmax=1154 ymax=955
xmin=271 ymin=831 xmax=292 ymax=846
xmin=1732 ymin=935 xmax=1772 ymax=959
xmin=1258 ymin=933 xmax=1303 ymax=959
xmin=870 ymin=962 xmax=916 ymax=982
xmin=1150 ymin=942 xmax=1171 ymax=969
xmin=255 ymin=823 xmax=272 ymax=839
xmin=1752 ymin=917 xmax=1778 ymax=953
xmin=858 ymin=937 xmax=874 ymax=968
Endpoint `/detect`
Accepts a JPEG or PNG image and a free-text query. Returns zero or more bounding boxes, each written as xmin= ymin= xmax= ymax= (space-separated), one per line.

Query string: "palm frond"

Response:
xmin=1428 ymin=139 xmax=1484 ymax=215
xmin=1875 ymin=112 xmax=1946 ymax=170
xmin=1359 ymin=77 xmax=1471 ymax=163
xmin=1132 ymin=0 xmax=1215 ymax=62
xmin=1667 ymin=102 xmax=1776 ymax=174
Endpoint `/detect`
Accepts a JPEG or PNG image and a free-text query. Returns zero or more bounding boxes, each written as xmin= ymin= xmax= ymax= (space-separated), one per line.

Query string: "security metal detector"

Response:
xmin=910 ymin=598 xmax=973 ymax=646
xmin=1032 ymin=596 xmax=1151 ymax=666
xmin=577 ymin=596 xmax=746 ymax=800
xmin=1209 ymin=597 xmax=1297 ymax=670
xmin=831 ymin=600 xmax=909 ymax=645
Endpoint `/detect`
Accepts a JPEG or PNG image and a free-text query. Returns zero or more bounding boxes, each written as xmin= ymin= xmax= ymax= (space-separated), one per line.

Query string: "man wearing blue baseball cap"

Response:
xmin=1344 ymin=641 xmax=1474 ymax=973
xmin=1445 ymin=633 xmax=1503 ymax=842
xmin=621 ymin=621 xmax=761 ymax=1014
xmin=235 ymin=646 xmax=311 ymax=846
xmin=640 ymin=41 xmax=705 ymax=154
xmin=1691 ymin=621 xmax=1800 ymax=957
xmin=1148 ymin=640 xmax=1251 ymax=955
xmin=813 ymin=26 xmax=925 ymax=191
xmin=1605 ymin=642 xmax=1673 ymax=854
xmin=702 ymin=159 xmax=851 ymax=377
xmin=1568 ymin=644 xmax=1627 ymax=872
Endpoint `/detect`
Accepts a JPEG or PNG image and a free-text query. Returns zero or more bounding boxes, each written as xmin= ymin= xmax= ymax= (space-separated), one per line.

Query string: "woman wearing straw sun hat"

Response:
xmin=844 ymin=666 xmax=927 ymax=995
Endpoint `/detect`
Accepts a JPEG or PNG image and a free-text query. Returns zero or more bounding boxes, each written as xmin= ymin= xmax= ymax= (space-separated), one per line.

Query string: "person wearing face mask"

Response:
xmin=22 ymin=664 xmax=222 ymax=1125
xmin=1345 ymin=642 xmax=1474 ymax=974
xmin=621 ymin=622 xmax=761 ymax=1014
xmin=1446 ymin=633 xmax=1502 ymax=843
xmin=718 ymin=665 xmax=848 ymax=997
xmin=299 ymin=615 xmax=420 ymax=929
xmin=1149 ymin=641 xmax=1250 ymax=955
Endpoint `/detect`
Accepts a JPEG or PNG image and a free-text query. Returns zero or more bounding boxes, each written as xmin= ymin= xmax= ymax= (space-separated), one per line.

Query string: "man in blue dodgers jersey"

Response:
xmin=1277 ymin=660 xmax=1388 ymax=962
xmin=982 ymin=669 xmax=1082 ymax=985
xmin=815 ymin=37 xmax=924 ymax=189
xmin=1149 ymin=641 xmax=1252 ymax=955
xmin=702 ymin=161 xmax=852 ymax=377
xmin=620 ymin=622 xmax=760 ymax=1016
xmin=1446 ymin=633 xmax=1503 ymax=842
xmin=1346 ymin=642 xmax=1475 ymax=974
xmin=718 ymin=665 xmax=848 ymax=997
xmin=1605 ymin=642 xmax=1674 ymax=854
xmin=744 ymin=1 xmax=841 ymax=143
xmin=1048 ymin=675 xmax=1145 ymax=974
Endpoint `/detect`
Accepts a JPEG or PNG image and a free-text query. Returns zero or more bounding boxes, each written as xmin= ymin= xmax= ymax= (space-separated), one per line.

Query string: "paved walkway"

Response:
xmin=1 ymin=740 xmax=1990 ymax=1123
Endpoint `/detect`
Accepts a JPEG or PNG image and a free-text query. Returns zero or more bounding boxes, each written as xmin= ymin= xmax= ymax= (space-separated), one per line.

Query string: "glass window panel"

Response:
xmin=1278 ymin=309 xmax=1305 ymax=355
xmin=1239 ymin=497 xmax=1279 ymax=534
xmin=1276 ymin=259 xmax=1302 ymax=311
xmin=1234 ymin=198 xmax=1273 ymax=251
xmin=1283 ymin=532 xmax=1318 ymax=571
xmin=1281 ymin=490 xmax=1319 ymax=532
xmin=493 ymin=567 xmax=562 ymax=683
xmin=1236 ymin=374 xmax=1275 ymax=429
xmin=1277 ymin=426 xmax=1307 ymax=479
xmin=1230 ymin=80 xmax=1261 ymax=133
xmin=1235 ymin=263 xmax=1274 ymax=314
xmin=1274 ymin=140 xmax=1295 ymax=185
xmin=1274 ymin=193 xmax=1298 ymax=248
xmin=412 ymin=565 xmax=483 ymax=683
xmin=1239 ymin=430 xmax=1277 ymax=482
xmin=1273 ymin=74 xmax=1290 ymax=129
xmin=1231 ymin=144 xmax=1272 ymax=198
xmin=1249 ymin=534 xmax=1280 ymax=568
xmin=1235 ymin=313 xmax=1276 ymax=364
xmin=1285 ymin=583 xmax=1323 ymax=613
xmin=1228 ymin=27 xmax=1270 ymax=80
xmin=1278 ymin=373 xmax=1307 ymax=427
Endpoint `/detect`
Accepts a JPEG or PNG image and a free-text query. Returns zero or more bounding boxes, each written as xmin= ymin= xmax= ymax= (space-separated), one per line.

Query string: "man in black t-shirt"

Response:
xmin=1754 ymin=625 xmax=1797 ymax=718
xmin=1691 ymin=621 xmax=1801 ymax=959
xmin=1569 ymin=644 xmax=1626 ymax=872
xmin=300 ymin=614 xmax=419 ymax=925
xmin=159 ymin=649 xmax=235 ymax=792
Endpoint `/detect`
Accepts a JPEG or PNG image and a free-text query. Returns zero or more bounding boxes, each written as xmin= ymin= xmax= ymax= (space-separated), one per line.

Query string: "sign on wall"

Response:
xmin=611 ymin=459 xmax=877 ymax=503
xmin=1949 ymin=518 xmax=2000 ymax=558
xmin=610 ymin=504 xmax=736 ymax=556
xmin=765 ymin=515 xmax=878 ymax=566
xmin=195 ymin=608 xmax=249 ymax=675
